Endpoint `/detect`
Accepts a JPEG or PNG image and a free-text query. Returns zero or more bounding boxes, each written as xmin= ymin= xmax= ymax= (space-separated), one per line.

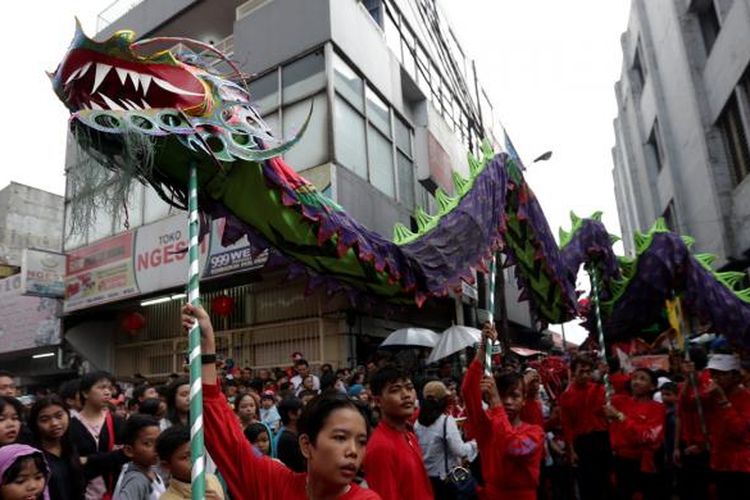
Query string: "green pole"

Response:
xmin=485 ymin=255 xmax=497 ymax=375
xmin=187 ymin=163 xmax=206 ymax=499
xmin=587 ymin=264 xmax=613 ymax=402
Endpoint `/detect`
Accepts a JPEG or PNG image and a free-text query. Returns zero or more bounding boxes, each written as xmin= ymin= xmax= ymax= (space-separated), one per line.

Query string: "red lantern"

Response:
xmin=121 ymin=312 xmax=146 ymax=335
xmin=212 ymin=295 xmax=235 ymax=317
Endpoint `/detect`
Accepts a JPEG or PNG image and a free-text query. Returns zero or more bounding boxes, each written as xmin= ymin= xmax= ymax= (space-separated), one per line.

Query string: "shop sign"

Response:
xmin=21 ymin=249 xmax=66 ymax=298
xmin=0 ymin=274 xmax=61 ymax=354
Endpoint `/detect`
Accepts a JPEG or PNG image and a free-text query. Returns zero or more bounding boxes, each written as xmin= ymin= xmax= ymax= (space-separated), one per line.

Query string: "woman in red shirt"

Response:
xmin=182 ymin=304 xmax=380 ymax=500
xmin=604 ymin=368 xmax=665 ymax=500
xmin=462 ymin=324 xmax=545 ymax=500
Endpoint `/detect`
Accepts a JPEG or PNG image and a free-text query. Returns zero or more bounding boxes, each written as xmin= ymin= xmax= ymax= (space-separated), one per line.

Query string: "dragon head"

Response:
xmin=52 ymin=21 xmax=307 ymax=215
xmin=51 ymin=19 xmax=210 ymax=116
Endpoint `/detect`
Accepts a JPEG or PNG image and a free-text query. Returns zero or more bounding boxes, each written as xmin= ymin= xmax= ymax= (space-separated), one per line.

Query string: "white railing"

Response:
xmin=96 ymin=0 xmax=146 ymax=33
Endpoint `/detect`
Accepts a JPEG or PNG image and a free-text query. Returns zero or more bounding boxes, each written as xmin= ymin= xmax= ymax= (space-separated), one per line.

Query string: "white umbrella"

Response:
xmin=380 ymin=327 xmax=440 ymax=348
xmin=426 ymin=325 xmax=481 ymax=364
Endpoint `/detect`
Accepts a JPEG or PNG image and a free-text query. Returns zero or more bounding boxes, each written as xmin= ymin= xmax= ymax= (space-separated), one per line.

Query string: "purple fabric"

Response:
xmin=0 ymin=444 xmax=50 ymax=500
xmin=604 ymin=232 xmax=750 ymax=348
xmin=560 ymin=219 xmax=620 ymax=283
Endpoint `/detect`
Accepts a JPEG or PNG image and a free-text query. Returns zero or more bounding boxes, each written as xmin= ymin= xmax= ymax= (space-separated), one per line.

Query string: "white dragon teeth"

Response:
xmin=98 ymin=92 xmax=124 ymax=111
xmin=115 ymin=67 xmax=129 ymax=85
xmin=66 ymin=59 xmax=201 ymax=103
xmin=92 ymin=63 xmax=112 ymax=94
xmin=152 ymin=76 xmax=203 ymax=97
xmin=140 ymin=74 xmax=152 ymax=95
xmin=90 ymin=101 xmax=104 ymax=110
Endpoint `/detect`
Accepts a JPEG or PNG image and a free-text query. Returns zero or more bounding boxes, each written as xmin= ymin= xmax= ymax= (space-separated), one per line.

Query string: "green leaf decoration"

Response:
xmin=694 ymin=253 xmax=717 ymax=270
xmin=468 ymin=152 xmax=483 ymax=178
xmin=559 ymin=228 xmax=571 ymax=247
xmin=435 ymin=188 xmax=458 ymax=214
xmin=633 ymin=231 xmax=649 ymax=254
xmin=452 ymin=171 xmax=470 ymax=196
xmin=392 ymin=223 xmax=414 ymax=244
xmin=681 ymin=235 xmax=695 ymax=249
xmin=590 ymin=211 xmax=603 ymax=222
xmin=617 ymin=256 xmax=637 ymax=278
xmin=414 ymin=207 xmax=437 ymax=233
xmin=716 ymin=271 xmax=748 ymax=291
xmin=650 ymin=217 xmax=670 ymax=234
xmin=737 ymin=289 xmax=750 ymax=303
xmin=609 ymin=233 xmax=621 ymax=244
xmin=481 ymin=139 xmax=494 ymax=163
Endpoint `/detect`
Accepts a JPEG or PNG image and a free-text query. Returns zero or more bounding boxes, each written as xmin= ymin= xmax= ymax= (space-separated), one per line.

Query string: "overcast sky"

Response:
xmin=1 ymin=1 xmax=632 ymax=343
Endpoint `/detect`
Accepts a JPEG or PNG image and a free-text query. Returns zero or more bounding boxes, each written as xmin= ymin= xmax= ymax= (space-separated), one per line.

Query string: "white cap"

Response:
xmin=657 ymin=376 xmax=672 ymax=389
xmin=707 ymin=353 xmax=741 ymax=372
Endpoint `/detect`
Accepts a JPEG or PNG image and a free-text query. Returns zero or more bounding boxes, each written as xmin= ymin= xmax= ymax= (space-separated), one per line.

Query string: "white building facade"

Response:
xmin=612 ymin=0 xmax=750 ymax=275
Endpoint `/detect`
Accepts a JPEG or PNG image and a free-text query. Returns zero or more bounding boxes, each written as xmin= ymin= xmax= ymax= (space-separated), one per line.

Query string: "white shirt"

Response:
xmin=290 ymin=374 xmax=320 ymax=391
xmin=415 ymin=414 xmax=478 ymax=480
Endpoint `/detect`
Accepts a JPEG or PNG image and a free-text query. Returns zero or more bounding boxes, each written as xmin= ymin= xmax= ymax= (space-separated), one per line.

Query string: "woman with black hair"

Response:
xmin=415 ymin=381 xmax=477 ymax=499
xmin=68 ymin=371 xmax=126 ymax=500
xmin=605 ymin=367 xmax=665 ymax=500
xmin=182 ymin=303 xmax=380 ymax=499
xmin=28 ymin=396 xmax=85 ymax=500
xmin=165 ymin=377 xmax=190 ymax=428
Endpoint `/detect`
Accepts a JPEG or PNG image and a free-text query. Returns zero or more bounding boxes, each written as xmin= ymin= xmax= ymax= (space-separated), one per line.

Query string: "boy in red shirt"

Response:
xmin=558 ymin=354 xmax=612 ymax=500
xmin=684 ymin=352 xmax=750 ymax=499
xmin=363 ymin=365 xmax=433 ymax=500
xmin=605 ymin=367 xmax=665 ymax=499
xmin=462 ymin=324 xmax=544 ymax=499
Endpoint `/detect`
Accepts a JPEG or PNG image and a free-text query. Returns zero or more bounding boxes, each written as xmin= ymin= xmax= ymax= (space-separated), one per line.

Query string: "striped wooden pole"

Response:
xmin=587 ymin=264 xmax=613 ymax=402
xmin=485 ymin=255 xmax=497 ymax=375
xmin=187 ymin=163 xmax=206 ymax=499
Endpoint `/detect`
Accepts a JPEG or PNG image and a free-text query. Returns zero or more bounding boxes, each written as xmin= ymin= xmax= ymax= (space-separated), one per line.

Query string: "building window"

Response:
xmin=718 ymin=94 xmax=750 ymax=186
xmin=632 ymin=40 xmax=646 ymax=92
xmin=692 ymin=0 xmax=721 ymax=54
xmin=334 ymin=95 xmax=368 ymax=179
xmin=361 ymin=0 xmax=383 ymax=28
xmin=283 ymin=93 xmax=329 ymax=171
xmin=662 ymin=200 xmax=678 ymax=232
xmin=646 ymin=120 xmax=665 ymax=173
xmin=368 ymin=125 xmax=395 ymax=197
xmin=281 ymin=50 xmax=325 ymax=105
xmin=333 ymin=53 xmax=364 ymax=111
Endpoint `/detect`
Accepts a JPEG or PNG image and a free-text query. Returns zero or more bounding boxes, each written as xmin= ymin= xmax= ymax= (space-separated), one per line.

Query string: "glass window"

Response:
xmin=143 ymin=186 xmax=172 ymax=224
xmin=384 ymin=7 xmax=402 ymax=61
xmin=282 ymin=50 xmax=325 ymax=105
xmin=367 ymin=125 xmax=395 ymax=197
xmin=397 ymin=151 xmax=415 ymax=209
xmin=283 ymin=93 xmax=329 ymax=171
xmin=262 ymin=111 xmax=280 ymax=141
xmin=333 ymin=53 xmax=364 ymax=110
xmin=249 ymin=70 xmax=279 ymax=115
xmin=366 ymin=86 xmax=391 ymax=136
xmin=395 ymin=115 xmax=411 ymax=156
xmin=334 ymin=95 xmax=367 ymax=179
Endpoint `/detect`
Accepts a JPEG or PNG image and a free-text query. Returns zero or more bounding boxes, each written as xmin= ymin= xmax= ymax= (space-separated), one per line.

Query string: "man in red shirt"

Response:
xmin=462 ymin=325 xmax=544 ymax=499
xmin=676 ymin=347 xmax=711 ymax=500
xmin=558 ymin=354 xmax=612 ymax=500
xmin=363 ymin=365 xmax=433 ymax=500
xmin=685 ymin=352 xmax=750 ymax=499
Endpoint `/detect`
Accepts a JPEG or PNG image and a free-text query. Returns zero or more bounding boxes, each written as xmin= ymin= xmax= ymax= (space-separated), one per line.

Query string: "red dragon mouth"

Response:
xmin=59 ymin=48 xmax=207 ymax=113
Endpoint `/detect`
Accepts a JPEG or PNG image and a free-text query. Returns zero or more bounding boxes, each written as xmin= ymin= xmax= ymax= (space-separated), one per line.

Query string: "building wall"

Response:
xmin=612 ymin=0 xmax=750 ymax=266
xmin=0 ymin=182 xmax=64 ymax=266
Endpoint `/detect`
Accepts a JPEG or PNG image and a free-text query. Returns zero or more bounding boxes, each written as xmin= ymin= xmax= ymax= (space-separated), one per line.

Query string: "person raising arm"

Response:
xmin=461 ymin=323 xmax=544 ymax=500
xmin=182 ymin=304 xmax=380 ymax=500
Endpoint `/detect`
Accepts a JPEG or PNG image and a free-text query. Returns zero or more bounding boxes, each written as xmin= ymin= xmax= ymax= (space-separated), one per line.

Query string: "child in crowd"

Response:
xmin=259 ymin=391 xmax=281 ymax=431
xmin=113 ymin=415 xmax=165 ymax=499
xmin=243 ymin=423 xmax=273 ymax=457
xmin=156 ymin=426 xmax=224 ymax=500
xmin=0 ymin=444 xmax=50 ymax=500
xmin=0 ymin=397 xmax=22 ymax=447
xmin=234 ymin=393 xmax=259 ymax=431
